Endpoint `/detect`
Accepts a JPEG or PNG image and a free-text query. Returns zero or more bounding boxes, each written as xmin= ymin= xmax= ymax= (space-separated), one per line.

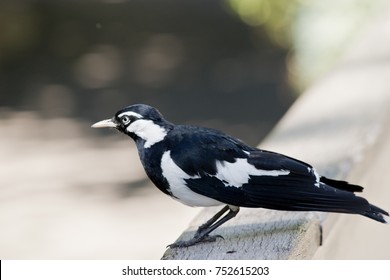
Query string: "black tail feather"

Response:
xmin=320 ymin=177 xmax=363 ymax=193
xmin=320 ymin=177 xmax=389 ymax=223
xmin=362 ymin=204 xmax=389 ymax=223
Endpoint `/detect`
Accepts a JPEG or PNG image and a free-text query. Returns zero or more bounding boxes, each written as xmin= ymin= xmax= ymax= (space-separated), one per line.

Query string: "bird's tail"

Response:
xmin=362 ymin=204 xmax=389 ymax=224
xmin=238 ymin=175 xmax=389 ymax=224
xmin=320 ymin=177 xmax=389 ymax=224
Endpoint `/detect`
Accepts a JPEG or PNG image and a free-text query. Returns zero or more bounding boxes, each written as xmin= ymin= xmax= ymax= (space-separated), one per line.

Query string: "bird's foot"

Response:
xmin=168 ymin=234 xmax=224 ymax=248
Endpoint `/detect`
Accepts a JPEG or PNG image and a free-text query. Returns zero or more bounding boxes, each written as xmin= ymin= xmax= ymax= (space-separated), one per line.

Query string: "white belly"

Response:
xmin=160 ymin=151 xmax=223 ymax=207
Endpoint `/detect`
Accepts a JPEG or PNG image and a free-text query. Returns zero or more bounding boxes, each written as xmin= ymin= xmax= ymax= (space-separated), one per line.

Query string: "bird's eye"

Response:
xmin=121 ymin=116 xmax=131 ymax=125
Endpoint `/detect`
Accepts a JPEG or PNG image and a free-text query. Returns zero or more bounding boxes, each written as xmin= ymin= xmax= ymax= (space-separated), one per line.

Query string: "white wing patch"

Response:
xmin=161 ymin=151 xmax=223 ymax=207
xmin=312 ymin=167 xmax=320 ymax=188
xmin=126 ymin=119 xmax=167 ymax=148
xmin=215 ymin=158 xmax=290 ymax=187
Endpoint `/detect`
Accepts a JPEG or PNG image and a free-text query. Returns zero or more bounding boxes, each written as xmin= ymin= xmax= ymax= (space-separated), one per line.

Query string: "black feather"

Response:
xmin=320 ymin=176 xmax=363 ymax=193
xmin=168 ymin=125 xmax=251 ymax=176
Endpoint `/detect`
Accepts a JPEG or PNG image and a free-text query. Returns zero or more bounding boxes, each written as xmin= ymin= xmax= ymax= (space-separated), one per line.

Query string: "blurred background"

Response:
xmin=1 ymin=0 xmax=388 ymax=259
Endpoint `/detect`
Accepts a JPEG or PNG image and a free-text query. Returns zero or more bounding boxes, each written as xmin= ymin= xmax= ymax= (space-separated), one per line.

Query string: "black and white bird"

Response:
xmin=92 ymin=104 xmax=389 ymax=248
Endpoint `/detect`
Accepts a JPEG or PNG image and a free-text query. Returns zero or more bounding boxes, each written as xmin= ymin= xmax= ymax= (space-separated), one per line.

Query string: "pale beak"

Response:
xmin=91 ymin=118 xmax=118 ymax=128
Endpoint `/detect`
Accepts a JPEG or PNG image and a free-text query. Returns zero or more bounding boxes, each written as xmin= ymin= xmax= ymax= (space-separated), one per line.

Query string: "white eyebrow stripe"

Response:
xmin=118 ymin=111 xmax=143 ymax=119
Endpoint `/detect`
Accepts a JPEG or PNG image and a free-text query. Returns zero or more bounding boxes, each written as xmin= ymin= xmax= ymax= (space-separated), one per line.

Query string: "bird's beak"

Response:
xmin=91 ymin=118 xmax=118 ymax=128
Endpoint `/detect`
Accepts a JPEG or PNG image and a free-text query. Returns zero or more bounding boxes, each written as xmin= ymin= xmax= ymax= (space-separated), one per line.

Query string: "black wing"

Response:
xmin=168 ymin=125 xmax=253 ymax=177
xmin=168 ymin=128 xmax=375 ymax=216
xmin=169 ymin=127 xmax=317 ymax=204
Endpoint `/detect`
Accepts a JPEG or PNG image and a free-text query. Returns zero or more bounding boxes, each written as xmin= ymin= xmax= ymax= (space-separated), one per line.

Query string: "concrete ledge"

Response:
xmin=162 ymin=209 xmax=321 ymax=260
xmin=163 ymin=8 xmax=390 ymax=260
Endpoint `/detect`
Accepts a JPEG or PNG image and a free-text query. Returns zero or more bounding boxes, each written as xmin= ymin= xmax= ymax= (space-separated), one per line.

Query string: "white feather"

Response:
xmin=161 ymin=151 xmax=223 ymax=207
xmin=215 ymin=158 xmax=290 ymax=187
xmin=126 ymin=119 xmax=167 ymax=148
xmin=118 ymin=111 xmax=143 ymax=119
xmin=311 ymin=167 xmax=320 ymax=187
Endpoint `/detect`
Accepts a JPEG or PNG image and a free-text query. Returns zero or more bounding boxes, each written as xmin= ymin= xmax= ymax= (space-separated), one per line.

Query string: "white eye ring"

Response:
xmin=121 ymin=116 xmax=131 ymax=125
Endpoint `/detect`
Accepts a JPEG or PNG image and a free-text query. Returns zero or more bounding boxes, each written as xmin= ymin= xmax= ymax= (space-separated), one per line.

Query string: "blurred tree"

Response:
xmin=0 ymin=0 xmax=294 ymax=146
xmin=227 ymin=0 xmax=302 ymax=48
xmin=227 ymin=0 xmax=390 ymax=90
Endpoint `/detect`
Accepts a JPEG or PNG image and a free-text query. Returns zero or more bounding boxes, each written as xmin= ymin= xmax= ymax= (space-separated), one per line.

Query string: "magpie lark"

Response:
xmin=92 ymin=104 xmax=389 ymax=248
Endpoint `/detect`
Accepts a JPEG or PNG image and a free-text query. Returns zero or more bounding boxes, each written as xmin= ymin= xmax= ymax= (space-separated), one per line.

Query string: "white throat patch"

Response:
xmin=126 ymin=119 xmax=167 ymax=148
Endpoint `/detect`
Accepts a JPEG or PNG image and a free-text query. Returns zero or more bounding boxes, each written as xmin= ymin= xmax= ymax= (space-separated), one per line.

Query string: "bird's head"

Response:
xmin=92 ymin=104 xmax=173 ymax=148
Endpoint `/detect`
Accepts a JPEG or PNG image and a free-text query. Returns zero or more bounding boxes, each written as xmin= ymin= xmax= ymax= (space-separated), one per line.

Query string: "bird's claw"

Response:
xmin=167 ymin=234 xmax=224 ymax=248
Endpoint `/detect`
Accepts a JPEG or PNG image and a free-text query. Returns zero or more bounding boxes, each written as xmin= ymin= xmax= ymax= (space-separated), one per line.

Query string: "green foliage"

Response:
xmin=227 ymin=0 xmax=304 ymax=47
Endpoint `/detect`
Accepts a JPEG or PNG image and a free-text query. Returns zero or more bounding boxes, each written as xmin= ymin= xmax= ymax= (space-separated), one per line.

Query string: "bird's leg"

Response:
xmin=194 ymin=205 xmax=230 ymax=238
xmin=194 ymin=206 xmax=239 ymax=239
xmin=168 ymin=206 xmax=240 ymax=248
